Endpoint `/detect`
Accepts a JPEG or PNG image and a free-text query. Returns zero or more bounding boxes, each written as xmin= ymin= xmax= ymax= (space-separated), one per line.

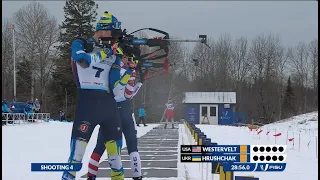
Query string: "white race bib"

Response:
xmin=167 ymin=103 xmax=174 ymax=110
xmin=75 ymin=46 xmax=117 ymax=92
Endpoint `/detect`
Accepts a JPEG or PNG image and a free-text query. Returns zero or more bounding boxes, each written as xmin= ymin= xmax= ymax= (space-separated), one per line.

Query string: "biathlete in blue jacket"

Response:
xmin=87 ymin=45 xmax=144 ymax=180
xmin=62 ymin=11 xmax=129 ymax=180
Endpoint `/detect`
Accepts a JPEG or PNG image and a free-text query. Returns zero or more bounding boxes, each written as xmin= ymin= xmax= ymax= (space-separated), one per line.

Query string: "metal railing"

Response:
xmin=2 ymin=113 xmax=50 ymax=125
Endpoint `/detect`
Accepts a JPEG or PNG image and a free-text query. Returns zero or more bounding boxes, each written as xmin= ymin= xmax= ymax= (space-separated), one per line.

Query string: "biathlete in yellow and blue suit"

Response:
xmin=62 ymin=11 xmax=132 ymax=180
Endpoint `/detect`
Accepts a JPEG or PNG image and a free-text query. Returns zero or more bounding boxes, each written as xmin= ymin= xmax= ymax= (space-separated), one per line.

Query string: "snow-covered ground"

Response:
xmin=3 ymin=112 xmax=318 ymax=180
xmin=2 ymin=121 xmax=158 ymax=180
xmin=180 ymin=111 xmax=318 ymax=180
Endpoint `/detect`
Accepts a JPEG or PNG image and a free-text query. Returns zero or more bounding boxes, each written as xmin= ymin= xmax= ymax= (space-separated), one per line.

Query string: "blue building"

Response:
xmin=183 ymin=92 xmax=237 ymax=125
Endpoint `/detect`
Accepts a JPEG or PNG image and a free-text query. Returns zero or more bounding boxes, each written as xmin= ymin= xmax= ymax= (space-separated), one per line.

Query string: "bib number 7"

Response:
xmin=92 ymin=66 xmax=104 ymax=78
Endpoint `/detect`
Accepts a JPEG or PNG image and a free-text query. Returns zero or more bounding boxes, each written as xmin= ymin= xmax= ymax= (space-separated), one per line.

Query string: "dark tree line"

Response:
xmin=2 ymin=1 xmax=318 ymax=123
xmin=2 ymin=0 xmax=97 ymax=119
xmin=282 ymin=77 xmax=296 ymax=119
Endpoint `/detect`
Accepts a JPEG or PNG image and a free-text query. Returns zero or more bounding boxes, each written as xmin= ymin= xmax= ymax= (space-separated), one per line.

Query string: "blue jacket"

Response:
xmin=2 ymin=102 xmax=10 ymax=113
xmin=138 ymin=108 xmax=146 ymax=117
xmin=70 ymin=37 xmax=121 ymax=92
xmin=25 ymin=103 xmax=33 ymax=114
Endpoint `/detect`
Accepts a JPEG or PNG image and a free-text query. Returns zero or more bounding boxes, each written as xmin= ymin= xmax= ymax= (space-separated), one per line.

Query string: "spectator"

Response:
xmin=2 ymin=100 xmax=10 ymax=113
xmin=34 ymin=98 xmax=40 ymax=113
xmin=2 ymin=100 xmax=12 ymax=125
xmin=2 ymin=100 xmax=11 ymax=125
xmin=9 ymin=105 xmax=15 ymax=112
xmin=25 ymin=102 xmax=34 ymax=122
xmin=137 ymin=104 xmax=147 ymax=127
xmin=60 ymin=110 xmax=65 ymax=121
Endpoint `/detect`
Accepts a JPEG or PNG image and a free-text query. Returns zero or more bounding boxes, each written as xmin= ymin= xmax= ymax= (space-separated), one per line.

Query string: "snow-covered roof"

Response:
xmin=182 ymin=92 xmax=236 ymax=104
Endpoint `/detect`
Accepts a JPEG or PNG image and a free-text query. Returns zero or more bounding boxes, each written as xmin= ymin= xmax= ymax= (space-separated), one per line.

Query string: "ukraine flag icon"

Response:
xmin=192 ymin=155 xmax=201 ymax=162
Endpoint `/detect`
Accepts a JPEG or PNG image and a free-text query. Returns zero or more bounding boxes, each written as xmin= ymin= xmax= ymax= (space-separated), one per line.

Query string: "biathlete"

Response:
xmin=87 ymin=45 xmax=143 ymax=180
xmin=62 ymin=12 xmax=129 ymax=180
xmin=164 ymin=100 xmax=175 ymax=129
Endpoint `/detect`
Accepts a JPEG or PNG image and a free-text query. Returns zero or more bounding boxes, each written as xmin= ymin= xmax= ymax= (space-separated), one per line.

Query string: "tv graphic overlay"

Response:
xmin=31 ymin=163 xmax=82 ymax=172
xmin=180 ymin=145 xmax=287 ymax=172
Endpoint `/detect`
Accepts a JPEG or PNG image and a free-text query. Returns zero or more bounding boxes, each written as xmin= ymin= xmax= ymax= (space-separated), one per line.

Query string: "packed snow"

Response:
xmin=3 ymin=112 xmax=318 ymax=180
xmin=2 ymin=121 xmax=158 ymax=180
xmin=180 ymin=111 xmax=318 ymax=180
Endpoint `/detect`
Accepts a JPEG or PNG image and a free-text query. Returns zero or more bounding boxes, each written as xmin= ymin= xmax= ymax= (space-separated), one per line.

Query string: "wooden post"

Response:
xmin=316 ymin=136 xmax=318 ymax=158
xmin=274 ymin=129 xmax=277 ymax=144
xmin=298 ymin=133 xmax=301 ymax=152
xmin=286 ymin=131 xmax=288 ymax=145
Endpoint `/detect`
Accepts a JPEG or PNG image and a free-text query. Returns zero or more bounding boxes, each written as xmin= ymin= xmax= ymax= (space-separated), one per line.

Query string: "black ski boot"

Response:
xmin=144 ymin=124 xmax=148 ymax=127
xmin=164 ymin=123 xmax=167 ymax=129
xmin=133 ymin=176 xmax=143 ymax=180
xmin=87 ymin=176 xmax=96 ymax=180
xmin=172 ymin=123 xmax=175 ymax=129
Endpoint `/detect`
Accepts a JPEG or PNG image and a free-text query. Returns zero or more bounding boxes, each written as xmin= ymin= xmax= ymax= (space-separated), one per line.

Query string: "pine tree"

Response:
xmin=16 ymin=56 xmax=32 ymax=102
xmin=282 ymin=76 xmax=296 ymax=119
xmin=50 ymin=0 xmax=98 ymax=119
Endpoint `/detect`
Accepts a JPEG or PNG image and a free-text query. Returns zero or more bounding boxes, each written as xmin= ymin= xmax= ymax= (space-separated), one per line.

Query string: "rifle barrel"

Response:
xmin=163 ymin=39 xmax=202 ymax=42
